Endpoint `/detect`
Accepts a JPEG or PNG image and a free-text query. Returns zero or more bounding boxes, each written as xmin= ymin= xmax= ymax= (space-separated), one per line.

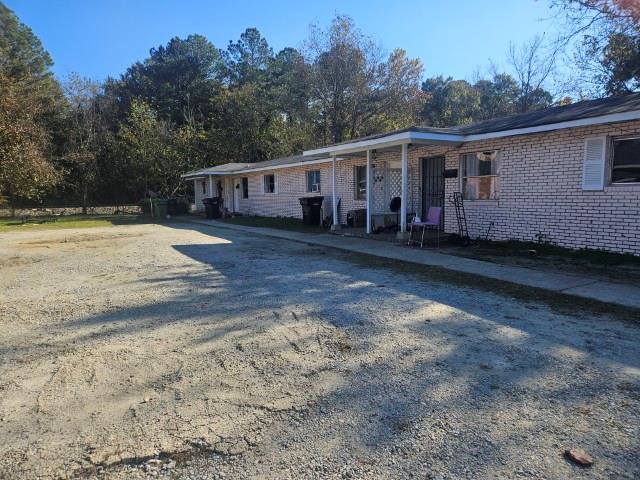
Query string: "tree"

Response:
xmin=62 ymin=74 xmax=102 ymax=212
xmin=208 ymin=83 xmax=294 ymax=163
xmin=551 ymin=0 xmax=640 ymax=95
xmin=305 ymin=14 xmax=424 ymax=144
xmin=507 ymin=36 xmax=555 ymax=112
xmin=119 ymin=99 xmax=202 ymax=198
xmin=420 ymin=77 xmax=480 ymax=127
xmin=0 ymin=2 xmax=52 ymax=81
xmin=112 ymin=34 xmax=224 ymax=124
xmin=0 ymin=2 xmax=62 ymax=203
xmin=224 ymin=28 xmax=273 ymax=86
xmin=268 ymin=47 xmax=312 ymax=129
xmin=0 ymin=73 xmax=58 ymax=202
xmin=474 ymin=73 xmax=520 ymax=119
xmin=420 ymin=71 xmax=554 ymax=127
xmin=600 ymin=30 xmax=640 ymax=92
xmin=118 ymin=100 xmax=164 ymax=198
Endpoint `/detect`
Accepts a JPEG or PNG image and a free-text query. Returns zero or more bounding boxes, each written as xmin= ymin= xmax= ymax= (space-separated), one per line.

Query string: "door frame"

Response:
xmin=421 ymin=155 xmax=445 ymax=229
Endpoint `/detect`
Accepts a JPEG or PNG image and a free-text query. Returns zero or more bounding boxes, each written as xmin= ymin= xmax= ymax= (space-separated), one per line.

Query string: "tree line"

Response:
xmin=1 ymin=1 xmax=638 ymax=208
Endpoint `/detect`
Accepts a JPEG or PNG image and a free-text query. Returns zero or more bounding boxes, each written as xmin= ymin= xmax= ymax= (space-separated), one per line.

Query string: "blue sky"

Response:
xmin=8 ymin=0 xmax=557 ymax=82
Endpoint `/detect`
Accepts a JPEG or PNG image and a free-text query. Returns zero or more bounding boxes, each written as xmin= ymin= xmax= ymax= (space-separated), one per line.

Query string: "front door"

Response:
xmin=421 ymin=156 xmax=445 ymax=229
xmin=233 ymin=178 xmax=241 ymax=213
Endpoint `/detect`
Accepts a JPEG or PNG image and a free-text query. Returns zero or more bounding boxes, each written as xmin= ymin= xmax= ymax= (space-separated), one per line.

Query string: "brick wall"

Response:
xmin=229 ymin=162 xmax=334 ymax=220
xmin=432 ymin=121 xmax=640 ymax=255
xmin=192 ymin=120 xmax=640 ymax=254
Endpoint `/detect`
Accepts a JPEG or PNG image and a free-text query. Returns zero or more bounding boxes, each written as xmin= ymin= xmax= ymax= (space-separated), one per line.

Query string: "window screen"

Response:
xmin=264 ymin=174 xmax=275 ymax=193
xmin=612 ymin=138 xmax=640 ymax=183
xmin=307 ymin=170 xmax=321 ymax=192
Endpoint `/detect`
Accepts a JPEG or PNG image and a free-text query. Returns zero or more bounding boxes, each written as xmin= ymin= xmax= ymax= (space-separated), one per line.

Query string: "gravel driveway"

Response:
xmin=0 ymin=222 xmax=638 ymax=479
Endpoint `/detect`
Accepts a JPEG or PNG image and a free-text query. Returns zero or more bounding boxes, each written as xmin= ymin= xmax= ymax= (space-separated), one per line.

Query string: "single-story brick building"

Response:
xmin=182 ymin=93 xmax=640 ymax=255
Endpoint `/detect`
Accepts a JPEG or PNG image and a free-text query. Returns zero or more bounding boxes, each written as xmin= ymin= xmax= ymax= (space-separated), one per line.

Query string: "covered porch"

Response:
xmin=304 ymin=129 xmax=462 ymax=237
xmin=181 ymin=163 xmax=251 ymax=213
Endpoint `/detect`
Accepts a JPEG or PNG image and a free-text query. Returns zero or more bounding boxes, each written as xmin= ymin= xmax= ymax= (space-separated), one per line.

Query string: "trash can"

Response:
xmin=202 ymin=197 xmax=221 ymax=219
xmin=167 ymin=198 xmax=177 ymax=215
xmin=151 ymin=198 xmax=169 ymax=220
xmin=346 ymin=208 xmax=367 ymax=228
xmin=299 ymin=196 xmax=324 ymax=225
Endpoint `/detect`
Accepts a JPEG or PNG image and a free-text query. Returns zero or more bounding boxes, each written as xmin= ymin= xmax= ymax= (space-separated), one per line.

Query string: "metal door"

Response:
xmin=421 ymin=156 xmax=445 ymax=229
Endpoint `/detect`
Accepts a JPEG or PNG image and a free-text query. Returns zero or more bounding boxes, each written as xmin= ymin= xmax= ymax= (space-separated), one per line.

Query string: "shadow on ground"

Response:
xmin=1 ymin=221 xmax=638 ymax=479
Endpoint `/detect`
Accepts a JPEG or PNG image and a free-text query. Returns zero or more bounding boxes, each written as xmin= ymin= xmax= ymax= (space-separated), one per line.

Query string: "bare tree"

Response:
xmin=507 ymin=35 xmax=556 ymax=111
xmin=64 ymin=73 xmax=101 ymax=212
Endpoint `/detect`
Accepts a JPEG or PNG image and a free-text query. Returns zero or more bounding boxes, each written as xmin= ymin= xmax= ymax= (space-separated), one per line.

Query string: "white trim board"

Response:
xmin=237 ymin=157 xmax=332 ymax=174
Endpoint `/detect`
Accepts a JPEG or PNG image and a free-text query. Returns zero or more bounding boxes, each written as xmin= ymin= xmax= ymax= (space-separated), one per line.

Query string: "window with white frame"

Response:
xmin=354 ymin=165 xmax=367 ymax=200
xmin=611 ymin=137 xmax=640 ymax=184
xmin=201 ymin=180 xmax=206 ymax=195
xmin=461 ymin=151 xmax=500 ymax=200
xmin=263 ymin=174 xmax=276 ymax=193
xmin=307 ymin=170 xmax=321 ymax=193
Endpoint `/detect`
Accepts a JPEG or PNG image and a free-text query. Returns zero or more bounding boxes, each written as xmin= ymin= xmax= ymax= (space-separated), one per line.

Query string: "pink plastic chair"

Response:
xmin=408 ymin=207 xmax=442 ymax=248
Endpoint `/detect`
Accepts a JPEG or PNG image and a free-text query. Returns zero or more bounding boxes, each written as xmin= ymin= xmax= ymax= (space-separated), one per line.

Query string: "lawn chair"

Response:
xmin=408 ymin=207 xmax=442 ymax=248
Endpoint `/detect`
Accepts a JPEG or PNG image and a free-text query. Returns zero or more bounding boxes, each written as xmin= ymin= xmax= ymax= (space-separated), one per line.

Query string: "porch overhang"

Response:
xmin=181 ymin=171 xmax=232 ymax=180
xmin=302 ymin=130 xmax=464 ymax=157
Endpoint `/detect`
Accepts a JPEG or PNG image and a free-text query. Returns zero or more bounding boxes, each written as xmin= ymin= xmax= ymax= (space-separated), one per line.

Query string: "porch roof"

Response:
xmin=303 ymin=92 xmax=640 ymax=156
xmin=181 ymin=154 xmax=332 ymax=180
xmin=181 ymin=163 xmax=252 ymax=179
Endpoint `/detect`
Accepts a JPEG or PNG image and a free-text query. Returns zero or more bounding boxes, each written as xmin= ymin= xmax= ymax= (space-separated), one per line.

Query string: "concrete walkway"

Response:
xmin=185 ymin=218 xmax=640 ymax=310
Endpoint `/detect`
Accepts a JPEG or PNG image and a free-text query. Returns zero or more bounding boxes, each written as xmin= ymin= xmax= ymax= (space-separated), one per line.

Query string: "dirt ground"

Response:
xmin=0 ymin=222 xmax=639 ymax=480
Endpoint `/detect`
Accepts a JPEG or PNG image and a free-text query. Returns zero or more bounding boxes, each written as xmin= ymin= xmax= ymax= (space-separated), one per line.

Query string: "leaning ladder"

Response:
xmin=450 ymin=192 xmax=470 ymax=245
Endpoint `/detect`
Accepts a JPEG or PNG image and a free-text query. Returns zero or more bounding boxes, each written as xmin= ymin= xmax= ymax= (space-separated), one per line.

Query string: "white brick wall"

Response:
xmin=192 ymin=120 xmax=640 ymax=254
xmin=435 ymin=121 xmax=640 ymax=255
xmin=229 ymin=162 xmax=335 ymax=220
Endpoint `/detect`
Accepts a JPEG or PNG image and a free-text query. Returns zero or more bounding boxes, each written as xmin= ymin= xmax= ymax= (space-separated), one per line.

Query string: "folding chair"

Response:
xmin=408 ymin=207 xmax=442 ymax=248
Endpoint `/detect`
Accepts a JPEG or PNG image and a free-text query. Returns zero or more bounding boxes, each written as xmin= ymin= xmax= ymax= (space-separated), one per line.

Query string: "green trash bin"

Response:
xmin=151 ymin=198 xmax=169 ymax=220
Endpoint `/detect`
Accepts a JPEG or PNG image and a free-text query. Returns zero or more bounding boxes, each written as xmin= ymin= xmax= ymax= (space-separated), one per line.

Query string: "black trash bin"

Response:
xmin=202 ymin=197 xmax=221 ymax=219
xmin=299 ymin=196 xmax=324 ymax=225
xmin=167 ymin=198 xmax=177 ymax=216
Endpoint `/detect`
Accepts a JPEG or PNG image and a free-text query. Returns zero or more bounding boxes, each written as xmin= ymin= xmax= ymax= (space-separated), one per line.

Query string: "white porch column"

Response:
xmin=366 ymin=149 xmax=372 ymax=234
xmin=331 ymin=156 xmax=339 ymax=229
xmin=208 ymin=175 xmax=213 ymax=198
xmin=400 ymin=143 xmax=408 ymax=233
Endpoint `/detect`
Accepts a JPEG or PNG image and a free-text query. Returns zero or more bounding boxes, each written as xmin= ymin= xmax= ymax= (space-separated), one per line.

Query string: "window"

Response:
xmin=354 ymin=165 xmax=367 ymax=200
xmin=201 ymin=180 xmax=206 ymax=195
xmin=612 ymin=137 xmax=640 ymax=184
xmin=263 ymin=174 xmax=275 ymax=193
xmin=461 ymin=151 xmax=500 ymax=200
xmin=242 ymin=177 xmax=249 ymax=198
xmin=307 ymin=170 xmax=321 ymax=193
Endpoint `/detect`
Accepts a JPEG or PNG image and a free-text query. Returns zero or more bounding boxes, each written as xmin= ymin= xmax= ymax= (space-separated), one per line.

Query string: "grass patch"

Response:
xmin=443 ymin=239 xmax=640 ymax=284
xmin=217 ymin=215 xmax=327 ymax=234
xmin=0 ymin=214 xmax=150 ymax=232
xmin=470 ymin=240 xmax=640 ymax=266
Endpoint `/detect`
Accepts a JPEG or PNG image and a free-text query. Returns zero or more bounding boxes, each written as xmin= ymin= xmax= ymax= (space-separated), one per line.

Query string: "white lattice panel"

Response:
xmin=372 ymin=163 xmax=386 ymax=213
xmin=388 ymin=169 xmax=401 ymax=198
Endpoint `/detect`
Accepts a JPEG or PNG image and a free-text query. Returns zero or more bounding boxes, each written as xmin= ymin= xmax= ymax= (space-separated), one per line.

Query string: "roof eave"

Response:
xmin=303 ymin=131 xmax=464 ymax=156
xmin=181 ymin=171 xmax=234 ymax=179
